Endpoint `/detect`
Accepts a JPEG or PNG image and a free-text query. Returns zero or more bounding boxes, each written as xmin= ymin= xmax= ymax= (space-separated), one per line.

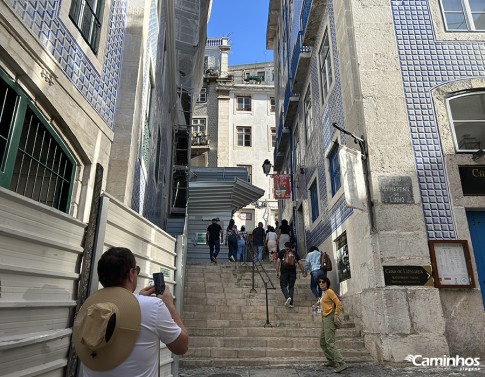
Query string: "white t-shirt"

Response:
xmin=83 ymin=294 xmax=182 ymax=377
xmin=266 ymin=231 xmax=277 ymax=242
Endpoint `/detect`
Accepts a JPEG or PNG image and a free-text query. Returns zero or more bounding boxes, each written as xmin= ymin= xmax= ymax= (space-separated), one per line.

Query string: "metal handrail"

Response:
xmin=245 ymin=240 xmax=276 ymax=327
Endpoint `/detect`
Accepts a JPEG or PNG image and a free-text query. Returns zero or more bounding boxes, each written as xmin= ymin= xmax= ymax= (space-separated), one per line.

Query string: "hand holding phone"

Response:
xmin=153 ymin=272 xmax=165 ymax=295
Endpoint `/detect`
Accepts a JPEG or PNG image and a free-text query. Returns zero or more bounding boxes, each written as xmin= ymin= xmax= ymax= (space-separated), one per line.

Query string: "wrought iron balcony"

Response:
xmin=191 ymin=133 xmax=210 ymax=157
xmin=300 ymin=0 xmax=327 ymax=46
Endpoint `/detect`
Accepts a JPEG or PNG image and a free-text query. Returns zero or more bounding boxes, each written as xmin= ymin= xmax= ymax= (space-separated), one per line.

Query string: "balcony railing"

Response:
xmin=191 ymin=133 xmax=210 ymax=146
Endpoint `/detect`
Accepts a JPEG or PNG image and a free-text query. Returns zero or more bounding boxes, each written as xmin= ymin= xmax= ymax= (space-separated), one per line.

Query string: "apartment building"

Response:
xmin=0 ymin=0 xmax=210 ymax=374
xmin=191 ymin=37 xmax=278 ymax=231
xmin=267 ymin=0 xmax=485 ymax=361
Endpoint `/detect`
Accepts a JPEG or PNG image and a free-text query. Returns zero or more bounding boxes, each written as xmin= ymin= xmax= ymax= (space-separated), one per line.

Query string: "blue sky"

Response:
xmin=207 ymin=0 xmax=274 ymax=66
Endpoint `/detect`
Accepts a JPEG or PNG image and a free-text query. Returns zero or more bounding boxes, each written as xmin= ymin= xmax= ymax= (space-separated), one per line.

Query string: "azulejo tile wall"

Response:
xmin=391 ymin=0 xmax=485 ymax=239
xmin=6 ymin=0 xmax=127 ymax=129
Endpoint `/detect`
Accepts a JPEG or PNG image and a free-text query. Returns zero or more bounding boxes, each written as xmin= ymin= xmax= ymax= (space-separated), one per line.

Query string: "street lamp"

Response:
xmin=262 ymin=159 xmax=272 ymax=175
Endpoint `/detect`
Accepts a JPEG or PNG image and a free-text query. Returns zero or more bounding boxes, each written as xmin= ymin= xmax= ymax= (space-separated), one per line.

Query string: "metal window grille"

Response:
xmin=11 ymin=107 xmax=73 ymax=212
xmin=0 ymin=80 xmax=19 ymax=170
xmin=69 ymin=0 xmax=103 ymax=52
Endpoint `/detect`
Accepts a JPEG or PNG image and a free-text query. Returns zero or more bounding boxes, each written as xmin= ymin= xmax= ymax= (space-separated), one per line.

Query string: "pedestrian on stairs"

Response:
xmin=225 ymin=219 xmax=238 ymax=262
xmin=318 ymin=277 xmax=347 ymax=373
xmin=237 ymin=225 xmax=248 ymax=264
xmin=276 ymin=241 xmax=306 ymax=308
xmin=251 ymin=222 xmax=266 ymax=262
xmin=206 ymin=218 xmax=223 ymax=264
xmin=304 ymin=246 xmax=326 ymax=304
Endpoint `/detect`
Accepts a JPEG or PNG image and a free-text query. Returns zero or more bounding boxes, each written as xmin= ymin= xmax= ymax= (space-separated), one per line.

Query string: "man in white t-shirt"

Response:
xmin=73 ymin=247 xmax=188 ymax=377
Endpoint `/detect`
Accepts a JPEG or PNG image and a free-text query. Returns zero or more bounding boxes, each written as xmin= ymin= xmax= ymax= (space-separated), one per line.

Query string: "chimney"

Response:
xmin=219 ymin=37 xmax=231 ymax=78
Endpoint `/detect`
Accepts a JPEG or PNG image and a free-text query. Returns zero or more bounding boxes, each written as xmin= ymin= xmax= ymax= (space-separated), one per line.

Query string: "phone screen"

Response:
xmin=153 ymin=272 xmax=165 ymax=294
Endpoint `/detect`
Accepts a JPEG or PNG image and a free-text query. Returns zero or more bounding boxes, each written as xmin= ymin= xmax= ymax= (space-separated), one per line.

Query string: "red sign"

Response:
xmin=273 ymin=174 xmax=291 ymax=199
xmin=237 ymin=212 xmax=252 ymax=220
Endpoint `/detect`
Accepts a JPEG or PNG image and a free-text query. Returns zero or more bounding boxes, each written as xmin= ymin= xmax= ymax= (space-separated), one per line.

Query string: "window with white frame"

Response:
xmin=69 ymin=0 xmax=104 ymax=53
xmin=447 ymin=91 xmax=485 ymax=152
xmin=270 ymin=127 xmax=276 ymax=148
xmin=328 ymin=144 xmax=341 ymax=196
xmin=440 ymin=0 xmax=485 ymax=31
xmin=304 ymin=88 xmax=313 ymax=142
xmin=192 ymin=118 xmax=207 ymax=134
xmin=270 ymin=97 xmax=276 ymax=112
xmin=237 ymin=126 xmax=252 ymax=147
xmin=197 ymin=87 xmax=207 ymax=103
xmin=236 ymin=96 xmax=252 ymax=111
xmin=319 ymin=29 xmax=333 ymax=104
xmin=309 ymin=179 xmax=320 ymax=222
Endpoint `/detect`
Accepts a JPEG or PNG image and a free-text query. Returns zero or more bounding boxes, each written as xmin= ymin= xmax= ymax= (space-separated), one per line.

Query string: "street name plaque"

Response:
xmin=379 ymin=176 xmax=414 ymax=204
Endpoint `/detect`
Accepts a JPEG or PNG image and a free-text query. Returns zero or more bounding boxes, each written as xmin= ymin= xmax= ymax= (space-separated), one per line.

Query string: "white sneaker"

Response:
xmin=285 ymin=297 xmax=291 ymax=307
xmin=230 ymin=256 xmax=235 ymax=262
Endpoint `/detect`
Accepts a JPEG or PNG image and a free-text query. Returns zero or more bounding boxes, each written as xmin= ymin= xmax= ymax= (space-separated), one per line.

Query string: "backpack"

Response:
xmin=283 ymin=249 xmax=296 ymax=268
xmin=320 ymin=251 xmax=332 ymax=271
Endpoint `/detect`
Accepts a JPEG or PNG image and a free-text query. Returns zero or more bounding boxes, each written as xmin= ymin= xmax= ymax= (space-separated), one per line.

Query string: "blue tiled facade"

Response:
xmin=5 ymin=0 xmax=127 ymax=129
xmin=390 ymin=0 xmax=485 ymax=239
xmin=283 ymin=0 xmax=485 ymax=246
xmin=284 ymin=0 xmax=352 ymax=248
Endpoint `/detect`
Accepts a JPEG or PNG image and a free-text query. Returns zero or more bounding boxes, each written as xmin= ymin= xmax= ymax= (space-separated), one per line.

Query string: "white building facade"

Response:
xmin=192 ymin=38 xmax=278 ymax=232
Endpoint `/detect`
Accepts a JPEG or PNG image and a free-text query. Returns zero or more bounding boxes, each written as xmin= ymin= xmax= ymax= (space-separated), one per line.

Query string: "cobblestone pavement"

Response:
xmin=179 ymin=362 xmax=483 ymax=377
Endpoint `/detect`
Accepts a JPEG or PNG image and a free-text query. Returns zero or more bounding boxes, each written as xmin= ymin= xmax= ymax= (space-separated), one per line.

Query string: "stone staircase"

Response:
xmin=180 ymin=262 xmax=372 ymax=368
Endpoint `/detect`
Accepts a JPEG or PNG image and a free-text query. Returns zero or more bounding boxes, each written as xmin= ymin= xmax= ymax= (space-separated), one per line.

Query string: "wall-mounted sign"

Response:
xmin=273 ymin=174 xmax=291 ymax=199
xmin=379 ymin=176 xmax=414 ymax=204
xmin=383 ymin=265 xmax=433 ymax=286
xmin=237 ymin=212 xmax=252 ymax=220
xmin=428 ymin=240 xmax=476 ymax=288
xmin=195 ymin=232 xmax=207 ymax=245
xmin=458 ymin=166 xmax=485 ymax=195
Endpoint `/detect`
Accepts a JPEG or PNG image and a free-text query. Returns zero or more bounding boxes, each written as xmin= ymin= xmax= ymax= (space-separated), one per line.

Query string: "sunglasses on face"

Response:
xmin=127 ymin=266 xmax=141 ymax=275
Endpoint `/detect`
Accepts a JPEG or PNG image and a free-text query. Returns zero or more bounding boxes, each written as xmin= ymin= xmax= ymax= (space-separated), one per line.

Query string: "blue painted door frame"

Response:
xmin=466 ymin=211 xmax=485 ymax=309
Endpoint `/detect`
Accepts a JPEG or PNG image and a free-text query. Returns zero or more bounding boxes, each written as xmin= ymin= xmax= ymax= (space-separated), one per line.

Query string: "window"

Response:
xmin=440 ymin=0 xmax=485 ymax=31
xmin=270 ymin=127 xmax=276 ymax=148
xmin=257 ymin=71 xmax=266 ymax=82
xmin=0 ymin=71 xmax=75 ymax=213
xmin=270 ymin=97 xmax=276 ymax=112
xmin=447 ymin=92 xmax=485 ymax=152
xmin=309 ymin=180 xmax=319 ymax=222
xmin=319 ymin=30 xmax=333 ymax=104
xmin=236 ymin=96 xmax=251 ymax=111
xmin=237 ymin=127 xmax=251 ymax=147
xmin=328 ymin=144 xmax=341 ymax=196
xmin=237 ymin=164 xmax=252 ymax=183
xmin=336 ymin=232 xmax=351 ymax=282
xmin=304 ymin=88 xmax=313 ymax=142
xmin=69 ymin=0 xmax=104 ymax=52
xmin=192 ymin=118 xmax=207 ymax=134
xmin=197 ymin=87 xmax=207 ymax=103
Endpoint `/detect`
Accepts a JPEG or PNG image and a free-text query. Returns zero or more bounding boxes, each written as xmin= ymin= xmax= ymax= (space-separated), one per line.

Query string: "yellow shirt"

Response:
xmin=321 ymin=288 xmax=342 ymax=317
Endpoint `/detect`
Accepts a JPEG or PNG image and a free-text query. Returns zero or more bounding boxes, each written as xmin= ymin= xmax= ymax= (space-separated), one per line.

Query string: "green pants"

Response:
xmin=320 ymin=312 xmax=345 ymax=365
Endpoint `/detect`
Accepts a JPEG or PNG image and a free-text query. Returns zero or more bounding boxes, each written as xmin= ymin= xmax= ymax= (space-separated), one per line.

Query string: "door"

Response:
xmin=466 ymin=211 xmax=485 ymax=309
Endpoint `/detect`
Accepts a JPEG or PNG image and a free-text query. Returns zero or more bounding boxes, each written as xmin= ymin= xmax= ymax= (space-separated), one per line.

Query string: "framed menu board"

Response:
xmin=428 ymin=240 xmax=476 ymax=288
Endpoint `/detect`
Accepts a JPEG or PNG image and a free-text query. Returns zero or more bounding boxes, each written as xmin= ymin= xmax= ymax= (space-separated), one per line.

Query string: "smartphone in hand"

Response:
xmin=153 ymin=272 xmax=165 ymax=295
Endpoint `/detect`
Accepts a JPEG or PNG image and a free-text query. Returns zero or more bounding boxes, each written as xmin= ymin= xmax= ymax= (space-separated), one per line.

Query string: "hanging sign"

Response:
xmin=273 ymin=174 xmax=291 ymax=199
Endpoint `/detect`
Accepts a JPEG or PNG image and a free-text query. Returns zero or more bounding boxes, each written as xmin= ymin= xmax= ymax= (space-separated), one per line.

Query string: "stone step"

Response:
xmin=180 ymin=261 xmax=372 ymax=368
xmin=187 ymin=326 xmax=362 ymax=338
xmin=182 ymin=318 xmax=354 ymax=329
xmin=188 ymin=336 xmax=365 ymax=349
xmin=179 ymin=355 xmax=370 ymax=368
